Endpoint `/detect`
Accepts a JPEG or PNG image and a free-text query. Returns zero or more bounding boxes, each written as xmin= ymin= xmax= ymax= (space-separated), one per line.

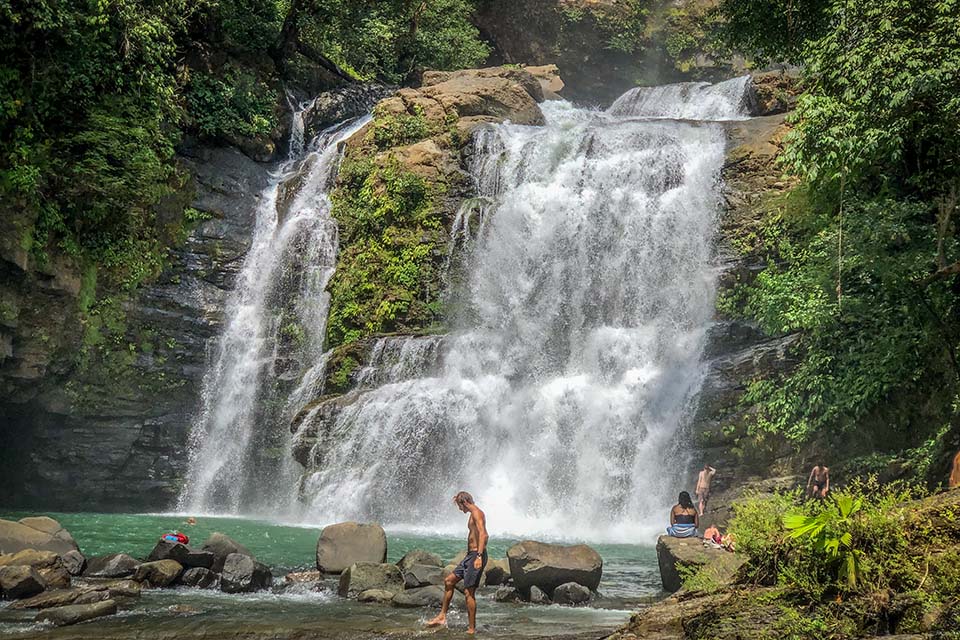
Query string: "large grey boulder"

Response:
xmin=392 ymin=585 xmax=465 ymax=608
xmin=317 ymin=522 xmax=387 ymax=574
xmin=0 ymin=565 xmax=46 ymax=599
xmin=146 ymin=540 xmax=214 ymax=568
xmin=403 ymin=564 xmax=445 ymax=589
xmin=133 ymin=559 xmax=183 ymax=588
xmin=83 ymin=553 xmax=139 ymax=578
xmin=36 ymin=599 xmax=117 ymax=626
xmin=219 ymin=553 xmax=272 ymax=593
xmin=396 ymin=549 xmax=443 ymax=572
xmin=553 ymin=582 xmax=591 ymax=605
xmin=179 ymin=567 xmax=220 ymax=589
xmin=338 ymin=562 xmax=403 ymax=598
xmin=0 ymin=518 xmax=79 ymax=555
xmin=201 ymin=533 xmax=254 ymax=573
xmin=656 ymin=535 xmax=744 ymax=593
xmin=507 ymin=540 xmax=602 ymax=596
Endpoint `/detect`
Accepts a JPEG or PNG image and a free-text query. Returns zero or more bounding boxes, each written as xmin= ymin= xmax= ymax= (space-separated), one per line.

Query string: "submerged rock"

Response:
xmin=392 ymin=585 xmax=464 ymax=608
xmin=83 ymin=553 xmax=139 ymax=578
xmin=338 ymin=562 xmax=403 ymax=597
xmin=180 ymin=567 xmax=220 ymax=589
xmin=220 ymin=553 xmax=272 ymax=593
xmin=553 ymin=582 xmax=591 ymax=605
xmin=357 ymin=588 xmax=395 ymax=603
xmin=0 ymin=518 xmax=79 ymax=556
xmin=507 ymin=540 xmax=602 ymax=595
xmin=133 ymin=559 xmax=183 ymax=588
xmin=316 ymin=522 xmax=387 ymax=574
xmin=0 ymin=565 xmax=46 ymax=599
xmin=396 ymin=549 xmax=442 ymax=572
xmin=36 ymin=599 xmax=117 ymax=626
xmin=201 ymin=533 xmax=254 ymax=573
xmin=494 ymin=586 xmax=522 ymax=603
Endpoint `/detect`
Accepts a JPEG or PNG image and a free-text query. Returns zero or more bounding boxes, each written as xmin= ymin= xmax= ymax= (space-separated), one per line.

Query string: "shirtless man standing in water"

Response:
xmin=427 ymin=491 xmax=488 ymax=635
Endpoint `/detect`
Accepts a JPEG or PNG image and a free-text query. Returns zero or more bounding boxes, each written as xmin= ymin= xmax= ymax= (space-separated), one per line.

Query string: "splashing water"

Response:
xmin=178 ymin=114 xmax=370 ymax=515
xmin=294 ymin=78 xmax=752 ymax=541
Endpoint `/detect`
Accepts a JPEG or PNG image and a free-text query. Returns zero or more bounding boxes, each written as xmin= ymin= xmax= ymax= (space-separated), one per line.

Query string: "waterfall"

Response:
xmin=177 ymin=113 xmax=370 ymax=515
xmin=294 ymin=78 xmax=751 ymax=541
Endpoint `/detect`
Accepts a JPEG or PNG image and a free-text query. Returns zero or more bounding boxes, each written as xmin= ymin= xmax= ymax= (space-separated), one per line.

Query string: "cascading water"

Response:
xmin=294 ymin=77 xmax=752 ymax=540
xmin=177 ymin=112 xmax=370 ymax=515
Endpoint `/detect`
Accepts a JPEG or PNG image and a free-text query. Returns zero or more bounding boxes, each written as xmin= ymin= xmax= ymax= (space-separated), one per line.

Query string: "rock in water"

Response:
xmin=0 ymin=518 xmax=79 ymax=556
xmin=36 ymin=599 xmax=117 ymax=626
xmin=83 ymin=553 xmax=139 ymax=578
xmin=484 ymin=558 xmax=511 ymax=586
xmin=200 ymin=533 xmax=254 ymax=573
xmin=494 ymin=586 xmax=522 ymax=603
xmin=9 ymin=588 xmax=84 ymax=610
xmin=60 ymin=550 xmax=86 ymax=576
xmin=396 ymin=549 xmax=442 ymax=572
xmin=0 ymin=566 xmax=46 ymax=599
xmin=529 ymin=585 xmax=551 ymax=605
xmin=219 ymin=553 xmax=272 ymax=593
xmin=507 ymin=541 xmax=602 ymax=595
xmin=133 ymin=560 xmax=183 ymax=587
xmin=316 ymin=522 xmax=387 ymax=574
xmin=147 ymin=540 xmax=214 ymax=569
xmin=338 ymin=562 xmax=403 ymax=597
xmin=391 ymin=585 xmax=465 ymax=608
xmin=357 ymin=589 xmax=395 ymax=603
xmin=179 ymin=567 xmax=220 ymax=589
xmin=0 ymin=549 xmax=70 ymax=589
xmin=403 ymin=564 xmax=445 ymax=589
xmin=553 ymin=582 xmax=591 ymax=605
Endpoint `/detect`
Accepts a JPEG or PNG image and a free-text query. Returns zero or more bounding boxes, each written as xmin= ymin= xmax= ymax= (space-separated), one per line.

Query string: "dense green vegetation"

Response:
xmin=0 ymin=0 xmax=488 ymax=292
xmin=713 ymin=484 xmax=960 ymax=636
xmin=717 ymin=0 xmax=960 ymax=478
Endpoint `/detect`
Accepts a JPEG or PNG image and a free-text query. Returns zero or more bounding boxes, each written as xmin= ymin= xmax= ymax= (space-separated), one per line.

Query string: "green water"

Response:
xmin=0 ymin=512 xmax=664 ymax=639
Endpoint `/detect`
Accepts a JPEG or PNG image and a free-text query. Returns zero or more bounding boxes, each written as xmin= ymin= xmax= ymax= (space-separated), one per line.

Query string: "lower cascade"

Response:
xmin=290 ymin=79 xmax=750 ymax=540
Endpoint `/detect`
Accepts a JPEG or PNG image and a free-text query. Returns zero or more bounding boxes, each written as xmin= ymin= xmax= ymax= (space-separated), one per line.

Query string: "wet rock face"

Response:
xmin=219 ymin=553 xmax=272 ymax=593
xmin=506 ymin=540 xmax=603 ymax=596
xmin=83 ymin=554 xmax=139 ymax=579
xmin=35 ymin=598 xmax=118 ymax=627
xmin=0 ymin=144 xmax=272 ymax=511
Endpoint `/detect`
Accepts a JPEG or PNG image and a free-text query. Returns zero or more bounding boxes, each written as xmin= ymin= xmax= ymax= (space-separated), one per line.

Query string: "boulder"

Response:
xmin=90 ymin=579 xmax=142 ymax=599
xmin=0 ymin=518 xmax=79 ymax=555
xmin=337 ymin=562 xmax=403 ymax=598
xmin=179 ymin=567 xmax=220 ymax=589
xmin=553 ymin=582 xmax=591 ymax=605
xmin=0 ymin=548 xmax=69 ymax=588
xmin=201 ymin=533 xmax=254 ymax=573
xmin=9 ymin=588 xmax=84 ymax=610
xmin=219 ymin=553 xmax=272 ymax=593
xmin=316 ymin=522 xmax=387 ymax=574
xmin=403 ymin=564 xmax=445 ymax=589
xmin=73 ymin=589 xmax=110 ymax=605
xmin=396 ymin=549 xmax=443 ymax=572
xmin=60 ymin=550 xmax=86 ymax=576
xmin=484 ymin=558 xmax=511 ymax=586
xmin=494 ymin=586 xmax=523 ymax=603
xmin=507 ymin=540 xmax=602 ymax=595
xmin=392 ymin=585 xmax=465 ymax=608
xmin=133 ymin=559 xmax=183 ymax=588
xmin=529 ymin=585 xmax=551 ymax=605
xmin=36 ymin=599 xmax=117 ymax=627
xmin=147 ymin=540 xmax=214 ymax=569
xmin=83 ymin=553 xmax=139 ymax=578
xmin=0 ymin=565 xmax=46 ymax=599
xmin=358 ymin=588 xmax=396 ymax=603
xmin=656 ymin=535 xmax=744 ymax=593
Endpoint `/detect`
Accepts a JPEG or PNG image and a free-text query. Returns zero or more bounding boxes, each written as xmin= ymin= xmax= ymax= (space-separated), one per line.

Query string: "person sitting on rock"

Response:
xmin=806 ymin=463 xmax=830 ymax=500
xmin=666 ymin=491 xmax=699 ymax=538
xmin=703 ymin=524 xmax=722 ymax=545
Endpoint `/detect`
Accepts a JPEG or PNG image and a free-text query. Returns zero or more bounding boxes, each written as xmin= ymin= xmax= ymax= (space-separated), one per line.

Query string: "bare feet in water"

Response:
xmin=426 ymin=614 xmax=447 ymax=628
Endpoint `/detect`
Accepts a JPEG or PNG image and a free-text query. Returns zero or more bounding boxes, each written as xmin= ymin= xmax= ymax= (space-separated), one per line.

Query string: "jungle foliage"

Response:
xmin=719 ymin=0 xmax=960 ymax=469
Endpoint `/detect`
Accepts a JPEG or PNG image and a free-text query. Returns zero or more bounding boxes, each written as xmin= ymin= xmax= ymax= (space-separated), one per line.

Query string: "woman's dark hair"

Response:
xmin=678 ymin=491 xmax=694 ymax=509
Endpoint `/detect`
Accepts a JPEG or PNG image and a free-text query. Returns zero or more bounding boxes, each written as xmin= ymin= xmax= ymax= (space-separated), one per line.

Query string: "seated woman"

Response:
xmin=666 ymin=491 xmax=700 ymax=538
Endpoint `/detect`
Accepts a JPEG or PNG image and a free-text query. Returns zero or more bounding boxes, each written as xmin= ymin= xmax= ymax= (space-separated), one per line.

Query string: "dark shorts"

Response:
xmin=453 ymin=550 xmax=487 ymax=589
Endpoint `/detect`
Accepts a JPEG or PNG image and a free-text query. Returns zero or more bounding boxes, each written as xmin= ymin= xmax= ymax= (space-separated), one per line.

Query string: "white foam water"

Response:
xmin=294 ymin=78 xmax=750 ymax=542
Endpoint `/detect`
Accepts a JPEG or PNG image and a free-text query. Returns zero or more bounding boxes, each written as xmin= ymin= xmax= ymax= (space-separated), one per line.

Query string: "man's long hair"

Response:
xmin=453 ymin=491 xmax=474 ymax=507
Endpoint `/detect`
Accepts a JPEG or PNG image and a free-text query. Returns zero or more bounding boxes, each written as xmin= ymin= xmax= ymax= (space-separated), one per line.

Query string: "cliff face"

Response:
xmin=0 ymin=146 xmax=269 ymax=510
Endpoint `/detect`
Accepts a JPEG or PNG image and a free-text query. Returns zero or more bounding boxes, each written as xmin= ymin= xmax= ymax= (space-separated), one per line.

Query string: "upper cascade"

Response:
xmin=607 ymin=75 xmax=753 ymax=121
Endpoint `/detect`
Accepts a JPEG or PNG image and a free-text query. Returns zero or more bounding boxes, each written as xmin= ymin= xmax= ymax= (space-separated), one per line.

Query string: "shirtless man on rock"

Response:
xmin=427 ymin=491 xmax=488 ymax=635
xmin=807 ymin=463 xmax=830 ymax=499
